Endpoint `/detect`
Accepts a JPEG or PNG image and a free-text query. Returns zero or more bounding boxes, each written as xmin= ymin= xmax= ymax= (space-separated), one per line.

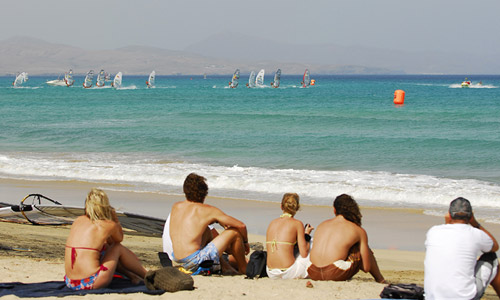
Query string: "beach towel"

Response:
xmin=0 ymin=277 xmax=165 ymax=297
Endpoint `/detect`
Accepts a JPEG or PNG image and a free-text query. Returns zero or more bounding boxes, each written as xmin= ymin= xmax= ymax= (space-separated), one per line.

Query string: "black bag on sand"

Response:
xmin=144 ymin=267 xmax=194 ymax=292
xmin=158 ymin=252 xmax=173 ymax=267
xmin=245 ymin=250 xmax=268 ymax=279
xmin=380 ymin=283 xmax=424 ymax=299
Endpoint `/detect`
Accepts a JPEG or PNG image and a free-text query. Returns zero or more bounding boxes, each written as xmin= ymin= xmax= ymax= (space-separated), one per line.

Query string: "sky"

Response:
xmin=1 ymin=0 xmax=500 ymax=56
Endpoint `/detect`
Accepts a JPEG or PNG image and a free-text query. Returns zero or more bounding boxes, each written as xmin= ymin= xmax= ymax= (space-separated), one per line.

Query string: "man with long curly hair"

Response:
xmin=307 ymin=194 xmax=385 ymax=282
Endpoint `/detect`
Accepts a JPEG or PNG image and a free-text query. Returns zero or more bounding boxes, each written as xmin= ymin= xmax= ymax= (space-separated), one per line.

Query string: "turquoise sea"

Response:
xmin=1 ymin=74 xmax=500 ymax=220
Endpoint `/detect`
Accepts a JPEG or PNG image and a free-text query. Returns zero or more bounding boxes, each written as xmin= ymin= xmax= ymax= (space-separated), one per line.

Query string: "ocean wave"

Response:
xmin=1 ymin=152 xmax=499 ymax=211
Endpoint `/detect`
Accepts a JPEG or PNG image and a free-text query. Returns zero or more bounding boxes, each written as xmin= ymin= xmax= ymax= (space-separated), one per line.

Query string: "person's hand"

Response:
xmin=469 ymin=213 xmax=481 ymax=228
xmin=305 ymin=223 xmax=314 ymax=235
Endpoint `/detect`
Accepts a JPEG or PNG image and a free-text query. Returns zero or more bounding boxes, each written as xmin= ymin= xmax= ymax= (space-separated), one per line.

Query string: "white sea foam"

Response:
xmin=11 ymin=86 xmax=40 ymax=89
xmin=1 ymin=152 xmax=500 ymax=214
xmin=449 ymin=83 xmax=498 ymax=89
xmin=116 ymin=85 xmax=138 ymax=90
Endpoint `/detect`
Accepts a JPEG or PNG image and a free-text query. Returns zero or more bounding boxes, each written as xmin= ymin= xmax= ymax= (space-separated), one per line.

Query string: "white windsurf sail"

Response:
xmin=248 ymin=71 xmax=256 ymax=88
xmin=65 ymin=69 xmax=74 ymax=87
xmin=105 ymin=72 xmax=112 ymax=82
xmin=13 ymin=72 xmax=28 ymax=87
xmin=96 ymin=69 xmax=105 ymax=87
xmin=146 ymin=70 xmax=155 ymax=88
xmin=302 ymin=69 xmax=310 ymax=87
xmin=113 ymin=72 xmax=123 ymax=89
xmin=272 ymin=69 xmax=281 ymax=88
xmin=256 ymin=69 xmax=265 ymax=87
xmin=83 ymin=70 xmax=94 ymax=88
xmin=230 ymin=69 xmax=240 ymax=88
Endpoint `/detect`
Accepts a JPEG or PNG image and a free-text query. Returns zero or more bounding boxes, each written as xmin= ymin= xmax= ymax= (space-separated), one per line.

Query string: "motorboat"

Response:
xmin=461 ymin=78 xmax=471 ymax=88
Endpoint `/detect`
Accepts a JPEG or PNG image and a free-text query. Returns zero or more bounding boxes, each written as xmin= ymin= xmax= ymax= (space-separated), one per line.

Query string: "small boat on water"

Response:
xmin=83 ymin=70 xmax=94 ymax=88
xmin=461 ymin=78 xmax=471 ymax=88
xmin=12 ymin=72 xmax=28 ymax=87
xmin=229 ymin=69 xmax=240 ymax=88
xmin=46 ymin=69 xmax=74 ymax=87
xmin=46 ymin=75 xmax=66 ymax=86
xmin=146 ymin=71 xmax=155 ymax=88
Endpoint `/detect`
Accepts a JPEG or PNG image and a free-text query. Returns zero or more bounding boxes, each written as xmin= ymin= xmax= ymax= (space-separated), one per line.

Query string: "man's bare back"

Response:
xmin=169 ymin=173 xmax=249 ymax=274
xmin=307 ymin=194 xmax=385 ymax=282
xmin=171 ymin=201 xmax=216 ymax=259
xmin=309 ymin=216 xmax=366 ymax=267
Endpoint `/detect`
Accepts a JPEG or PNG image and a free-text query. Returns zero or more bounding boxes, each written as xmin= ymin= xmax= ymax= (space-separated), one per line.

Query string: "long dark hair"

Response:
xmin=333 ymin=194 xmax=362 ymax=226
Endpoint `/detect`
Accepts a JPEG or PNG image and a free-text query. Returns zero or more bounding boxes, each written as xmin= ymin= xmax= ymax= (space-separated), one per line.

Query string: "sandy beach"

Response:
xmin=1 ymin=178 xmax=500 ymax=299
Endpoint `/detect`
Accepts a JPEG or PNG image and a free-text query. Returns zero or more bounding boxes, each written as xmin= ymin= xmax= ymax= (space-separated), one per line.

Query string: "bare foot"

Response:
xmin=221 ymin=262 xmax=240 ymax=275
xmin=130 ymin=274 xmax=144 ymax=285
xmin=376 ymin=278 xmax=387 ymax=284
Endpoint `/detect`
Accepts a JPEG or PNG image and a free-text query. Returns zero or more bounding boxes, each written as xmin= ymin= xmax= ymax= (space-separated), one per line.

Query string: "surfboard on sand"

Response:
xmin=0 ymin=194 xmax=165 ymax=237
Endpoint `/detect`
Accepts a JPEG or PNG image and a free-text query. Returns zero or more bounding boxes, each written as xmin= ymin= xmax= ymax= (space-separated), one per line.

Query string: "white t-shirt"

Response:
xmin=424 ymin=223 xmax=494 ymax=300
xmin=162 ymin=213 xmax=174 ymax=259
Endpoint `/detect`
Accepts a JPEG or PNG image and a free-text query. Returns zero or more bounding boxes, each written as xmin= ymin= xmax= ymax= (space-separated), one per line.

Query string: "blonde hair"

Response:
xmin=281 ymin=193 xmax=300 ymax=216
xmin=85 ymin=188 xmax=114 ymax=222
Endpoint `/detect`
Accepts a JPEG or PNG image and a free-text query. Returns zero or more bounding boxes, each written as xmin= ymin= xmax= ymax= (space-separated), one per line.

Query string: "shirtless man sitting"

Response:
xmin=307 ymin=194 xmax=385 ymax=282
xmin=170 ymin=173 xmax=249 ymax=274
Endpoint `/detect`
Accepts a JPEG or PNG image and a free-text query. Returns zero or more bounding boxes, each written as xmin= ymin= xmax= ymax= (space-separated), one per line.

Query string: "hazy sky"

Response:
xmin=1 ymin=0 xmax=499 ymax=55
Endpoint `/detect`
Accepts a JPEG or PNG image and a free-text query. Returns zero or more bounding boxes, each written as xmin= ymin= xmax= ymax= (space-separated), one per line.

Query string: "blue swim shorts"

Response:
xmin=173 ymin=242 xmax=220 ymax=272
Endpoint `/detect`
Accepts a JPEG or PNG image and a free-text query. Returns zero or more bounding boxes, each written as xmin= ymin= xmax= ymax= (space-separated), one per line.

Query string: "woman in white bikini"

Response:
xmin=265 ymin=193 xmax=314 ymax=279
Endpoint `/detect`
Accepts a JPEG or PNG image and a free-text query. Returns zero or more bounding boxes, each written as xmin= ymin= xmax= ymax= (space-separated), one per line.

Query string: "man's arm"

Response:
xmin=358 ymin=228 xmax=372 ymax=273
xmin=210 ymin=206 xmax=248 ymax=244
xmin=470 ymin=213 xmax=499 ymax=252
xmin=296 ymin=222 xmax=313 ymax=258
xmin=358 ymin=226 xmax=386 ymax=283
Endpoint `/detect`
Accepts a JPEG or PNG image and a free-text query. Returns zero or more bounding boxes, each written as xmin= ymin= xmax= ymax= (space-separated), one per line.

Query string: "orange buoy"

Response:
xmin=310 ymin=79 xmax=316 ymax=86
xmin=394 ymin=90 xmax=405 ymax=105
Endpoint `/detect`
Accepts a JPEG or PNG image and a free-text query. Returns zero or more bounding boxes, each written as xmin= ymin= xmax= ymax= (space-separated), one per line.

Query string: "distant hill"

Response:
xmin=2 ymin=36 xmax=498 ymax=75
xmin=184 ymin=33 xmax=500 ymax=75
xmin=0 ymin=36 xmax=396 ymax=76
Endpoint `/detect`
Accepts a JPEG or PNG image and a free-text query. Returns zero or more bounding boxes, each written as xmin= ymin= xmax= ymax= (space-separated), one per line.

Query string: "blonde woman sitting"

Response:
xmin=266 ymin=193 xmax=314 ymax=279
xmin=64 ymin=188 xmax=147 ymax=290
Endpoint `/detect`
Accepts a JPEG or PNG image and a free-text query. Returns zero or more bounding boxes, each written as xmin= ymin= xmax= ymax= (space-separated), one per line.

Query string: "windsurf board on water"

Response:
xmin=0 ymin=194 xmax=165 ymax=237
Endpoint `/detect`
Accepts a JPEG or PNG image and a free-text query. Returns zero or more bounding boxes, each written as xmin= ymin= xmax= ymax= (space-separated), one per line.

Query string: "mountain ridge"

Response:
xmin=2 ymin=35 xmax=497 ymax=75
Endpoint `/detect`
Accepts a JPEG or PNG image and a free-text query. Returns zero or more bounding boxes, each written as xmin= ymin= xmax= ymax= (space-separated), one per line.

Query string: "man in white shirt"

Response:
xmin=424 ymin=197 xmax=500 ymax=299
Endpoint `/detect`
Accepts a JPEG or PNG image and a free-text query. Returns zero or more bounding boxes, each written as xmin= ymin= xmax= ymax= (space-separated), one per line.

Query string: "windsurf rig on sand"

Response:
xmin=0 ymin=194 xmax=165 ymax=236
